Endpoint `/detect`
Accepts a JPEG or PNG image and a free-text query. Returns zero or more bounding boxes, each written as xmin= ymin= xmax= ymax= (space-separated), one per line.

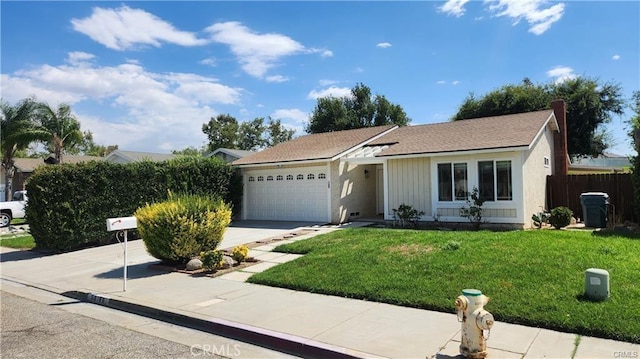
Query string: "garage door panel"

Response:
xmin=245 ymin=168 xmax=328 ymax=222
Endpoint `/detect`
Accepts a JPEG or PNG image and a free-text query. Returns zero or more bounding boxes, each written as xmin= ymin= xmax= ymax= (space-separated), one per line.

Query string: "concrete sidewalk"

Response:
xmin=1 ymin=223 xmax=638 ymax=358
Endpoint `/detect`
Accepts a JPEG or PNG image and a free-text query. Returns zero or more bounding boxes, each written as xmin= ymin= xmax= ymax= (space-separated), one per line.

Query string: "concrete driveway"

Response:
xmin=220 ymin=221 xmax=321 ymax=249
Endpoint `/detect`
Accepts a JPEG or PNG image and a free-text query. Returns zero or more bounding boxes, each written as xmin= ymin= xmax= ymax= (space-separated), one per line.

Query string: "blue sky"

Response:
xmin=1 ymin=1 xmax=638 ymax=156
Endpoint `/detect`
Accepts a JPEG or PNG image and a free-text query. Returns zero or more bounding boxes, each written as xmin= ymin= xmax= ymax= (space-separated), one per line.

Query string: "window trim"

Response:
xmin=436 ymin=162 xmax=468 ymax=202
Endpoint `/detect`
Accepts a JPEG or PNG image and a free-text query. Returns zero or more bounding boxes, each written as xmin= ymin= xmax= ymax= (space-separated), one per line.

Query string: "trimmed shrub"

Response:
xmin=26 ymin=157 xmax=240 ymax=252
xmin=201 ymin=250 xmax=225 ymax=271
xmin=549 ymin=206 xmax=573 ymax=229
xmin=231 ymin=244 xmax=249 ymax=264
xmin=135 ymin=194 xmax=231 ymax=264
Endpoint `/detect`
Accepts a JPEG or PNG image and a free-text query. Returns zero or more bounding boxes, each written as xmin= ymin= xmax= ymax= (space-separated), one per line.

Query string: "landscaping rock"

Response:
xmin=221 ymin=256 xmax=234 ymax=268
xmin=186 ymin=258 xmax=203 ymax=271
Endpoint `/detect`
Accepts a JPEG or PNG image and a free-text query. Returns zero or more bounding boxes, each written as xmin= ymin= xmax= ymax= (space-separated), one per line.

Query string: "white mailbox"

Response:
xmin=106 ymin=216 xmax=138 ymax=292
xmin=106 ymin=216 xmax=137 ymax=231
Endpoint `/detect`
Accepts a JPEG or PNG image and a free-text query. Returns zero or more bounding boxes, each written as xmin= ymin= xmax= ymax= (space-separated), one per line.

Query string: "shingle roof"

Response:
xmin=233 ymin=125 xmax=396 ymax=165
xmin=13 ymin=156 xmax=104 ymax=172
xmin=108 ymin=150 xmax=176 ymax=162
xmin=372 ymin=110 xmax=555 ymax=157
xmin=211 ymin=148 xmax=254 ymax=158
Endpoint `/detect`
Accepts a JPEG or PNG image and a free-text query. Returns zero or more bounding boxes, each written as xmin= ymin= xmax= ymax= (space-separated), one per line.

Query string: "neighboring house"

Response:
xmin=569 ymin=152 xmax=631 ymax=173
xmin=209 ymin=148 xmax=254 ymax=163
xmin=105 ymin=150 xmax=177 ymax=164
xmin=233 ymin=100 xmax=569 ymax=228
xmin=0 ymin=155 xmax=104 ymax=199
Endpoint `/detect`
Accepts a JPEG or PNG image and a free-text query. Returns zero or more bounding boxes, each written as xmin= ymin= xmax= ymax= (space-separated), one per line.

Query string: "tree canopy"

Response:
xmin=306 ymin=83 xmax=410 ymax=133
xmin=452 ymin=77 xmax=625 ymax=158
xmin=202 ymin=115 xmax=294 ymax=152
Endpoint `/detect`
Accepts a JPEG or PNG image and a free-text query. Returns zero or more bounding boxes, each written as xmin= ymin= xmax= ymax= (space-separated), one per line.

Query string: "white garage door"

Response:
xmin=244 ymin=167 xmax=329 ymax=222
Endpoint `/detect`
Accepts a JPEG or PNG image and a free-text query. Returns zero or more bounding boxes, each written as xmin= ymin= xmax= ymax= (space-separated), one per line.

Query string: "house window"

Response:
xmin=286 ymin=175 xmax=294 ymax=181
xmin=318 ymin=173 xmax=326 ymax=179
xmin=544 ymin=156 xmax=550 ymax=168
xmin=248 ymin=176 xmax=255 ymax=182
xmin=437 ymin=163 xmax=468 ymax=201
xmin=307 ymin=174 xmax=315 ymax=180
xmin=276 ymin=175 xmax=283 ymax=181
xmin=257 ymin=176 xmax=264 ymax=182
xmin=297 ymin=174 xmax=304 ymax=180
xmin=267 ymin=175 xmax=273 ymax=181
xmin=478 ymin=160 xmax=512 ymax=201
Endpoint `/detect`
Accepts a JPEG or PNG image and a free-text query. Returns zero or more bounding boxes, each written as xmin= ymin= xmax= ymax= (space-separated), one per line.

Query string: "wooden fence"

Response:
xmin=547 ymin=173 xmax=636 ymax=223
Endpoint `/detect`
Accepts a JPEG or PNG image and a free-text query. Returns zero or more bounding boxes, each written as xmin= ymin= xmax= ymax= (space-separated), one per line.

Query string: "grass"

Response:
xmin=0 ymin=233 xmax=35 ymax=249
xmin=248 ymin=228 xmax=640 ymax=343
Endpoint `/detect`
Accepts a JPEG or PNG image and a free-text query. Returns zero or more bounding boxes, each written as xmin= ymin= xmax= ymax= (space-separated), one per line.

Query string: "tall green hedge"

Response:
xmin=25 ymin=157 xmax=242 ymax=252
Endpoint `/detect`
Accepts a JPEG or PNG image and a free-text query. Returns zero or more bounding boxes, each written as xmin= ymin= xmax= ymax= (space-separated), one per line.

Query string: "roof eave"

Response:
xmin=377 ymin=145 xmax=530 ymax=159
xmin=236 ymin=158 xmax=332 ymax=168
xmin=329 ymin=125 xmax=399 ymax=161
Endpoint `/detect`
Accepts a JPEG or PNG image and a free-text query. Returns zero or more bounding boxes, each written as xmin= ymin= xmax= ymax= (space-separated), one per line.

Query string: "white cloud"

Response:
xmin=307 ymin=86 xmax=352 ymax=99
xmin=320 ymin=50 xmax=334 ymax=58
xmin=199 ymin=57 xmax=217 ymax=67
xmin=440 ymin=0 xmax=471 ymax=17
xmin=377 ymin=42 xmax=392 ymax=48
xmin=66 ymin=51 xmax=95 ymax=66
xmin=271 ymin=108 xmax=309 ymax=123
xmin=452 ymin=80 xmax=460 ymax=85
xmin=612 ymin=54 xmax=620 ymax=60
xmin=71 ymin=6 xmax=207 ymax=50
xmin=354 ymin=67 xmax=364 ymax=73
xmin=319 ymin=79 xmax=340 ymax=86
xmin=265 ymin=75 xmax=289 ymax=83
xmin=206 ymin=21 xmax=309 ymax=79
xmin=1 ymin=53 xmax=243 ymax=151
xmin=436 ymin=80 xmax=446 ymax=85
xmin=485 ymin=0 xmax=565 ymax=35
xmin=546 ymin=65 xmax=576 ymax=84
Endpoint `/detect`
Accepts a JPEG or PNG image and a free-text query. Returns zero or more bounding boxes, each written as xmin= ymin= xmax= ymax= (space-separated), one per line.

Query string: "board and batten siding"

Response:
xmin=385 ymin=157 xmax=431 ymax=219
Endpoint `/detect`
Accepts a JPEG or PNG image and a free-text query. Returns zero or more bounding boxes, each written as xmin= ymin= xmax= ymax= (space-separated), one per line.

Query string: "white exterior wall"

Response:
xmin=330 ymin=161 xmax=377 ymax=223
xmin=385 ymin=157 xmax=431 ymax=219
xmin=429 ymin=151 xmax=525 ymax=226
xmin=522 ymin=123 xmax=555 ymax=227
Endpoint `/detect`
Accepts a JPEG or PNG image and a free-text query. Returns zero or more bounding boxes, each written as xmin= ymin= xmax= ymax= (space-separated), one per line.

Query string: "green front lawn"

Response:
xmin=248 ymin=228 xmax=640 ymax=343
xmin=0 ymin=233 xmax=35 ymax=249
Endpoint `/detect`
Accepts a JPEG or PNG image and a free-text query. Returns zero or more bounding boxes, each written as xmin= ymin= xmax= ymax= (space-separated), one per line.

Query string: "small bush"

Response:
xmin=460 ymin=187 xmax=485 ymax=230
xmin=549 ymin=206 xmax=573 ymax=229
xmin=231 ymin=244 xmax=249 ymax=264
xmin=392 ymin=204 xmax=425 ymax=228
xmin=135 ymin=193 xmax=231 ymax=264
xmin=442 ymin=240 xmax=461 ymax=251
xmin=201 ymin=250 xmax=224 ymax=271
xmin=532 ymin=212 xmax=550 ymax=228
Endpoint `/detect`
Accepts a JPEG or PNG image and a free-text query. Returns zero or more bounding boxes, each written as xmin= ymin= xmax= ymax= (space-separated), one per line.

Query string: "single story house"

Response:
xmin=0 ymin=155 xmax=103 ymax=200
xmin=569 ymin=152 xmax=631 ymax=173
xmin=105 ymin=150 xmax=177 ymax=164
xmin=233 ymin=100 xmax=569 ymax=228
xmin=209 ymin=148 xmax=254 ymax=163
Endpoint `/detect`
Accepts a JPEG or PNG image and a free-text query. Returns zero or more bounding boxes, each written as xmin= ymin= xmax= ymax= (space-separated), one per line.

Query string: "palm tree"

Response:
xmin=35 ymin=103 xmax=84 ymax=164
xmin=1 ymin=98 xmax=41 ymax=201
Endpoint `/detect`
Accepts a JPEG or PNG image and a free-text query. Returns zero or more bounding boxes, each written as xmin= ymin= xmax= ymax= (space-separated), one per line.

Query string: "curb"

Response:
xmin=62 ymin=290 xmax=384 ymax=359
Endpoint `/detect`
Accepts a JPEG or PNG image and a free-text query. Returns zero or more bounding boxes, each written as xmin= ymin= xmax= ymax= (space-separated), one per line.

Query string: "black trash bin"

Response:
xmin=580 ymin=192 xmax=609 ymax=228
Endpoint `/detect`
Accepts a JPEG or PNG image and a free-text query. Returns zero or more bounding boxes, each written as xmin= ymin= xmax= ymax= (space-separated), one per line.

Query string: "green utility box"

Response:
xmin=580 ymin=192 xmax=609 ymax=228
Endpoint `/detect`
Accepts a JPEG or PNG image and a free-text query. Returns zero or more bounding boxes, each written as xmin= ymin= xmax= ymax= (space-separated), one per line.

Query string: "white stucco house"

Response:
xmin=233 ymin=100 xmax=569 ymax=228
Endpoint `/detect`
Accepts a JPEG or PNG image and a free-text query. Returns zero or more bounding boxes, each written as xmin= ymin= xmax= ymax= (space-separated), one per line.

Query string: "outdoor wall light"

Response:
xmin=364 ymin=169 xmax=370 ymax=178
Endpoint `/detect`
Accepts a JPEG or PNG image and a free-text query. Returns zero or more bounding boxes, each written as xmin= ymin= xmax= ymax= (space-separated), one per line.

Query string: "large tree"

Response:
xmin=35 ymin=103 xmax=84 ymax=164
xmin=266 ymin=117 xmax=295 ymax=147
xmin=306 ymin=83 xmax=410 ymax=133
xmin=203 ymin=115 xmax=295 ymax=151
xmin=202 ymin=114 xmax=240 ymax=152
xmin=1 ymin=98 xmax=41 ymax=200
xmin=452 ymin=77 xmax=625 ymax=158
xmin=79 ymin=131 xmax=118 ymax=157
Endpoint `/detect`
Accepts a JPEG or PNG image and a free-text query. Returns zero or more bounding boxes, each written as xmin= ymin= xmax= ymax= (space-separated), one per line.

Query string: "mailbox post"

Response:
xmin=106 ymin=216 xmax=137 ymax=292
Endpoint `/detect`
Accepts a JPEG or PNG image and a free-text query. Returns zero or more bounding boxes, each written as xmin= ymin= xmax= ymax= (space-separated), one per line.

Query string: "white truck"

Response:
xmin=0 ymin=191 xmax=27 ymax=227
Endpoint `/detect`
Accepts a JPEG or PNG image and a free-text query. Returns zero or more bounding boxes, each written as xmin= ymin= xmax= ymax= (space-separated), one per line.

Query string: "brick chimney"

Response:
xmin=551 ymin=99 xmax=568 ymax=176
